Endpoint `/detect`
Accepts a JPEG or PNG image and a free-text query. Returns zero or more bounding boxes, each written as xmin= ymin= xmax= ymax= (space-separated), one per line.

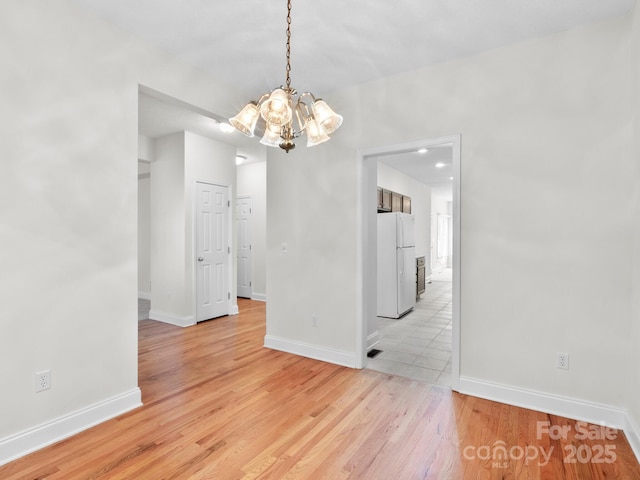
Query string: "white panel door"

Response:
xmin=236 ymin=196 xmax=252 ymax=298
xmin=196 ymin=182 xmax=229 ymax=321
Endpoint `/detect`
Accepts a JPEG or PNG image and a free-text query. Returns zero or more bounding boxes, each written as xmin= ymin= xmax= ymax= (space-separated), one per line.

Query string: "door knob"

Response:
xmin=198 ymin=257 xmax=204 ymax=262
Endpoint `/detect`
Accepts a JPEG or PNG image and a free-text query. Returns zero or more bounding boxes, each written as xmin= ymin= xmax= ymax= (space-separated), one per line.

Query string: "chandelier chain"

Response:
xmin=285 ymin=0 xmax=292 ymax=90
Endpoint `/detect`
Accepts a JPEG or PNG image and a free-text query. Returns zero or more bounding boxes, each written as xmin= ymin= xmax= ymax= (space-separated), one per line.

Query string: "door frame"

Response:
xmin=192 ymin=179 xmax=236 ymax=321
xmin=357 ymin=134 xmax=461 ymax=391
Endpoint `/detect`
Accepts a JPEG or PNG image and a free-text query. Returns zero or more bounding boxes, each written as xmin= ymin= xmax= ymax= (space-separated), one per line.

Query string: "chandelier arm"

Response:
xmin=293 ymin=103 xmax=307 ymax=134
xmin=298 ymin=92 xmax=316 ymax=106
xmin=256 ymin=92 xmax=271 ymax=107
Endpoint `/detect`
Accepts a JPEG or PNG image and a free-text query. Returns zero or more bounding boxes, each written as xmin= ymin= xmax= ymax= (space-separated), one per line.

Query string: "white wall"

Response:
xmin=150 ymin=133 xmax=189 ymax=318
xmin=629 ymin=0 xmax=640 ymax=453
xmin=377 ymin=162 xmax=431 ymax=260
xmin=0 ymin=0 xmax=245 ymax=462
xmin=138 ymin=161 xmax=151 ymax=298
xmin=184 ymin=131 xmax=238 ymax=313
xmin=267 ymin=13 xmax=636 ymax=415
xmin=150 ymin=131 xmax=237 ymax=324
xmin=138 ymin=134 xmax=155 ymax=162
xmin=266 ymin=145 xmax=358 ymax=366
xmin=237 ymin=161 xmax=268 ymax=300
xmin=430 ymin=194 xmax=451 ymax=272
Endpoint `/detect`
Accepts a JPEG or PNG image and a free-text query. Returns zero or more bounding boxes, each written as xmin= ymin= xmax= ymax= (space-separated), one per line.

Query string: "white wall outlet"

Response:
xmin=35 ymin=370 xmax=51 ymax=392
xmin=557 ymin=353 xmax=569 ymax=370
xmin=312 ymin=315 xmax=319 ymax=327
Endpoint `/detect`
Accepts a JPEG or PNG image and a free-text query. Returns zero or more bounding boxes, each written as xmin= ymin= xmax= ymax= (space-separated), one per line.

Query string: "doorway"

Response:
xmin=359 ymin=135 xmax=461 ymax=391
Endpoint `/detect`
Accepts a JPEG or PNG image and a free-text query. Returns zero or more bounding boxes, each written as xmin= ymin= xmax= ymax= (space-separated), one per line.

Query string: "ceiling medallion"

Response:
xmin=229 ymin=0 xmax=342 ymax=153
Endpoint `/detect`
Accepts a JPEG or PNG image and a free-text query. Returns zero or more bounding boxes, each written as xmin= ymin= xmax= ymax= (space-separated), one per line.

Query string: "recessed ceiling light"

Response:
xmin=435 ymin=162 xmax=445 ymax=168
xmin=450 ymin=176 xmax=454 ymax=180
xmin=235 ymin=155 xmax=246 ymax=165
xmin=219 ymin=122 xmax=235 ymax=134
xmin=417 ymin=148 xmax=428 ymax=154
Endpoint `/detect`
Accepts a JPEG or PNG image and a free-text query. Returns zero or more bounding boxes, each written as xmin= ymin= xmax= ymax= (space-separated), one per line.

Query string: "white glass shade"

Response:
xmin=260 ymin=89 xmax=293 ymax=127
xmin=229 ymin=102 xmax=260 ymax=137
xmin=312 ymin=99 xmax=343 ymax=135
xmin=260 ymin=123 xmax=283 ymax=148
xmin=305 ymin=116 xmax=330 ymax=147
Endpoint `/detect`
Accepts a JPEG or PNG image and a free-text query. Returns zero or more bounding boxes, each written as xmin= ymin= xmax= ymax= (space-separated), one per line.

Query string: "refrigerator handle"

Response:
xmin=399 ymin=247 xmax=404 ymax=276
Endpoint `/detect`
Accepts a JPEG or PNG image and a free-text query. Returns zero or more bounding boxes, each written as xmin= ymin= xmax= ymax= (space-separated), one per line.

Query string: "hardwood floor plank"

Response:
xmin=1 ymin=299 xmax=639 ymax=479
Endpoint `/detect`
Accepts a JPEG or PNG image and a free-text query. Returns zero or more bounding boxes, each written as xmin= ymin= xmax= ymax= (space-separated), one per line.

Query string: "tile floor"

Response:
xmin=366 ymin=276 xmax=453 ymax=387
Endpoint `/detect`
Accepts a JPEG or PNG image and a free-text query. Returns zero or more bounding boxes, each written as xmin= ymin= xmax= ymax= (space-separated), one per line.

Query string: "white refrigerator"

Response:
xmin=377 ymin=212 xmax=417 ymax=318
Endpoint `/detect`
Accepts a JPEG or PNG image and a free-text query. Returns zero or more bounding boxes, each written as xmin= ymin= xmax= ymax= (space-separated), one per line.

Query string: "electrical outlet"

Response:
xmin=557 ymin=353 xmax=569 ymax=370
xmin=35 ymin=370 xmax=51 ymax=392
xmin=312 ymin=315 xmax=319 ymax=328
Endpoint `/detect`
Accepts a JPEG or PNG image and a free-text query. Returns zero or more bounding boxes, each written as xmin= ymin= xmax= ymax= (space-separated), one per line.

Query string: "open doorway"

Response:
xmin=137 ymin=86 xmax=266 ymax=325
xmin=359 ymin=135 xmax=460 ymax=391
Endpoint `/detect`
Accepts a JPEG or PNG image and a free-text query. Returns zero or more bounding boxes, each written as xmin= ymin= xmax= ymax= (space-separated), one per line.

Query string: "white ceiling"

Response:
xmin=376 ymin=145 xmax=454 ymax=200
xmin=138 ymin=89 xmax=266 ymax=164
xmin=74 ymin=0 xmax=634 ymax=99
xmin=96 ymin=0 xmax=634 ymax=171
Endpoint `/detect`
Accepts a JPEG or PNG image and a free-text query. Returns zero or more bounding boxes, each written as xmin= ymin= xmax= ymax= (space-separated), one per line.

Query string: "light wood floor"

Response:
xmin=2 ymin=299 xmax=639 ymax=479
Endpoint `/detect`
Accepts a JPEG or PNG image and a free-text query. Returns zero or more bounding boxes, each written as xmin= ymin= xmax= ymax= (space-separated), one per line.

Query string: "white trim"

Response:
xmin=625 ymin=413 xmax=640 ymax=464
xmin=138 ymin=291 xmax=151 ymax=301
xmin=459 ymin=376 xmax=627 ymax=428
xmin=230 ymin=303 xmax=239 ymax=315
xmin=367 ymin=330 xmax=380 ymax=351
xmin=0 ymin=388 xmax=141 ymax=466
xmin=149 ymin=309 xmax=195 ymax=327
xmin=251 ymin=293 xmax=267 ymax=302
xmin=264 ymin=335 xmax=357 ymax=368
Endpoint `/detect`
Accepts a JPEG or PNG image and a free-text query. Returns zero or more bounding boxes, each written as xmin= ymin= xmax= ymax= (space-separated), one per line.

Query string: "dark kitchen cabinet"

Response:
xmin=391 ymin=191 xmax=402 ymax=212
xmin=416 ymin=256 xmax=426 ymax=298
xmin=377 ymin=188 xmax=392 ymax=212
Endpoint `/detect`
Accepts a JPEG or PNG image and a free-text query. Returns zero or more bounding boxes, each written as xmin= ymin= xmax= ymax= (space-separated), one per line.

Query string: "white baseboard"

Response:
xmin=367 ymin=330 xmax=380 ymax=351
xmin=0 ymin=388 xmax=142 ymax=467
xmin=459 ymin=376 xmax=627 ymax=429
xmin=149 ymin=310 xmax=195 ymax=327
xmin=138 ymin=291 xmax=151 ymax=301
xmin=230 ymin=304 xmax=239 ymax=315
xmin=264 ymin=335 xmax=356 ymax=368
xmin=625 ymin=413 xmax=640 ymax=464
xmin=251 ymin=293 xmax=267 ymax=302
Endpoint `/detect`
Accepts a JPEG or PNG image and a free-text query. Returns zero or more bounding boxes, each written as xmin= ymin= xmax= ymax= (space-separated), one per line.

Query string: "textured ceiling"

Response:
xmin=73 ymin=0 xmax=634 ymax=98
xmin=81 ymin=0 xmax=634 ymax=172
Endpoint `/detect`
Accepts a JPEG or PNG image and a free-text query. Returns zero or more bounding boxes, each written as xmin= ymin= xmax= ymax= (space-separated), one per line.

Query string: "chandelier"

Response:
xmin=229 ymin=0 xmax=343 ymax=153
